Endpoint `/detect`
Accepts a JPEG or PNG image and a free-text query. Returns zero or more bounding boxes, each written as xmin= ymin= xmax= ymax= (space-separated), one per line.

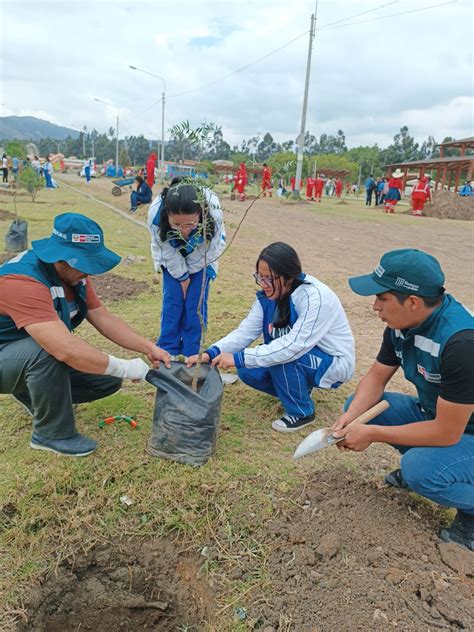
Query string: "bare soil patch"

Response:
xmin=425 ymin=191 xmax=474 ymax=221
xmin=251 ymin=468 xmax=474 ymax=631
xmin=91 ymin=273 xmax=149 ymax=302
xmin=17 ymin=537 xmax=214 ymax=631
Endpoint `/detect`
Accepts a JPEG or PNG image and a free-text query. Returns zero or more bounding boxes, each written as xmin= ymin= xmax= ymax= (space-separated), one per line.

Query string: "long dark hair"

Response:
xmin=257 ymin=242 xmax=307 ymax=328
xmin=135 ymin=175 xmax=144 ymax=186
xmin=159 ymin=177 xmax=216 ymax=242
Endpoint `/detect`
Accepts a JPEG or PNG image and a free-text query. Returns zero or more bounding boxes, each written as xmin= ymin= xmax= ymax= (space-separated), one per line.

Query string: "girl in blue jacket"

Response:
xmin=147 ymin=178 xmax=226 ymax=357
xmin=188 ymin=242 xmax=355 ymax=432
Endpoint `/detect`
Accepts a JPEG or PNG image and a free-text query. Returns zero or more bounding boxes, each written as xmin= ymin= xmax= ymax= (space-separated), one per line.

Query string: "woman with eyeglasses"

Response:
xmin=147 ymin=178 xmax=226 ymax=358
xmin=188 ymin=242 xmax=355 ymax=432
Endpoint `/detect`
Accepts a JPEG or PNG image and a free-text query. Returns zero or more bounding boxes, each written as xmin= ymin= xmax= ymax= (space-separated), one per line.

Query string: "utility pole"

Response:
xmin=82 ymin=126 xmax=87 ymax=159
xmin=294 ymin=7 xmax=317 ymax=198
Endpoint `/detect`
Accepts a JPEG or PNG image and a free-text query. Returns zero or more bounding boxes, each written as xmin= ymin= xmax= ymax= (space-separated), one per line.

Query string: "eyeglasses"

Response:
xmin=169 ymin=219 xmax=200 ymax=230
xmin=253 ymin=272 xmax=280 ymax=286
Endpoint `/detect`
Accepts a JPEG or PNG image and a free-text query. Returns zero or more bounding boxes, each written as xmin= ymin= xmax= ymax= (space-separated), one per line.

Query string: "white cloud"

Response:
xmin=1 ymin=0 xmax=473 ymax=147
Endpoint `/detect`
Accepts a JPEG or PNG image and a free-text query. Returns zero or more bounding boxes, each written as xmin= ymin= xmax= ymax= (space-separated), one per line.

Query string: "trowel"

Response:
xmin=293 ymin=400 xmax=389 ymax=459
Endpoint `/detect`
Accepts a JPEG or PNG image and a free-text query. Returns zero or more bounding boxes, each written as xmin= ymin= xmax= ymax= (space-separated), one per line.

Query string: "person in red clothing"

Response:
xmin=234 ymin=162 xmax=247 ymax=201
xmin=411 ymin=176 xmax=432 ymax=216
xmin=335 ymin=178 xmax=343 ymax=198
xmin=384 ymin=168 xmax=404 ymax=213
xmin=261 ymin=163 xmax=272 ymax=197
xmin=313 ymin=176 xmax=324 ymax=203
xmin=146 ymin=153 xmax=157 ymax=189
xmin=305 ymin=176 xmax=314 ymax=201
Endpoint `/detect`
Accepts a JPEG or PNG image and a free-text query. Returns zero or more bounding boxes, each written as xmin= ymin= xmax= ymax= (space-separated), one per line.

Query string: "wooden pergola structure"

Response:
xmin=316 ymin=169 xmax=351 ymax=179
xmin=438 ymin=136 xmax=474 ymax=157
xmin=385 ymin=156 xmax=474 ymax=193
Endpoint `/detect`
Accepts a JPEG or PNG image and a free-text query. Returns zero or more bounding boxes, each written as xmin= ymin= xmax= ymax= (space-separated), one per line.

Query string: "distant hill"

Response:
xmin=0 ymin=116 xmax=80 ymax=141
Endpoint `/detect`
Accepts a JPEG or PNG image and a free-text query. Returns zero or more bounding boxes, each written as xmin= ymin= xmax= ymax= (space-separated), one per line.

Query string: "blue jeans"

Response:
xmin=344 ymin=392 xmax=474 ymax=515
xmin=238 ymin=347 xmax=339 ymax=418
xmin=44 ymin=172 xmax=54 ymax=188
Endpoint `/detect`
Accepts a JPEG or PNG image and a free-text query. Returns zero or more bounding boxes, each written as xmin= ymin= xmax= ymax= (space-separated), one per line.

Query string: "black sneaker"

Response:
xmin=272 ymin=412 xmax=316 ymax=433
xmin=384 ymin=468 xmax=409 ymax=489
xmin=440 ymin=511 xmax=474 ymax=551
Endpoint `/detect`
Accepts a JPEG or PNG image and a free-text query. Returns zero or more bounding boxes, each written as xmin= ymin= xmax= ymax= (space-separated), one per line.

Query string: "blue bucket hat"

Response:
xmin=32 ymin=213 xmax=121 ymax=274
xmin=349 ymin=249 xmax=445 ymax=297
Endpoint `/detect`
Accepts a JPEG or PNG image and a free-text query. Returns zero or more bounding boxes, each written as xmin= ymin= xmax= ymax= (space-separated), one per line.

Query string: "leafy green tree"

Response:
xmin=345 ymin=145 xmax=383 ymax=178
xmin=382 ymin=126 xmax=421 ymax=164
xmin=119 ymin=147 xmax=131 ymax=167
xmin=313 ymin=154 xmax=358 ymax=181
xmin=257 ymin=132 xmax=277 ymax=161
xmin=5 ymin=140 xmax=27 ymax=159
xmin=18 ymin=166 xmax=43 ymax=202
xmin=126 ymin=135 xmax=152 ymax=165
xmin=205 ymin=126 xmax=231 ymax=160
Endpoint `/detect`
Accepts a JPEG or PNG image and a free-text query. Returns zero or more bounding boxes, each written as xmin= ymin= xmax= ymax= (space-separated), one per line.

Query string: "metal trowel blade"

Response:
xmin=293 ymin=427 xmax=342 ymax=459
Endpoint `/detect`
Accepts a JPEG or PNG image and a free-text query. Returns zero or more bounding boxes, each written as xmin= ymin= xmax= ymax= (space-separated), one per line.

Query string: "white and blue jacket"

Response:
xmin=147 ymin=188 xmax=226 ymax=282
xmin=207 ymin=274 xmax=355 ymax=388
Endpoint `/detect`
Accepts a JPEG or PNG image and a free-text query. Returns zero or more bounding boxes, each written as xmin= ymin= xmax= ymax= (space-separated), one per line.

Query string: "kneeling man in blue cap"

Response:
xmin=0 ymin=213 xmax=170 ymax=457
xmin=332 ymin=249 xmax=474 ymax=551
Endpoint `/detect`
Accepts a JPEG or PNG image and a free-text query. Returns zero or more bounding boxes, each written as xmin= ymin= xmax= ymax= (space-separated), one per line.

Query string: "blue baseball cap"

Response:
xmin=349 ymin=249 xmax=445 ymax=297
xmin=32 ymin=213 xmax=121 ymax=274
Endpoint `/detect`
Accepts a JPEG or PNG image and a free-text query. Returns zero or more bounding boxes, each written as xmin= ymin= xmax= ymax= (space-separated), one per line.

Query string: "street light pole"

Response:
xmin=129 ymin=65 xmax=166 ymax=180
xmin=94 ymin=98 xmax=120 ymax=176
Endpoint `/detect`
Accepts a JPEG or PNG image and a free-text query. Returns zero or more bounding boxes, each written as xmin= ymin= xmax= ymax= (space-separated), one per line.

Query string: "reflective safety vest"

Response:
xmin=413 ymin=181 xmax=430 ymax=196
xmin=0 ymin=250 xmax=88 ymax=343
xmin=389 ymin=294 xmax=474 ymax=434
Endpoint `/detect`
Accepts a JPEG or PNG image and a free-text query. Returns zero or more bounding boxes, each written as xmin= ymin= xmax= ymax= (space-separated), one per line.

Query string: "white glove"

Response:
xmin=105 ymin=355 xmax=150 ymax=380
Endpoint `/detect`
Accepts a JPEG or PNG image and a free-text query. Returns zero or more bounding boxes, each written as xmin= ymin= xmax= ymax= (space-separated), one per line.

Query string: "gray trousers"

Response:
xmin=0 ymin=336 xmax=122 ymax=439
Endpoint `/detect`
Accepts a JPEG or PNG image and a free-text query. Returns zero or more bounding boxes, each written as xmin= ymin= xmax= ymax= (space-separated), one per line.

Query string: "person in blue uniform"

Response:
xmin=332 ymin=249 xmax=474 ymax=551
xmin=147 ymin=178 xmax=226 ymax=358
xmin=130 ymin=175 xmax=152 ymax=212
xmin=188 ymin=242 xmax=355 ymax=432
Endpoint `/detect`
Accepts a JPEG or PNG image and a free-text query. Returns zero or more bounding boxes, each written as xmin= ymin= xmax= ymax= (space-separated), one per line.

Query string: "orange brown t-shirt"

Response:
xmin=0 ymin=275 xmax=102 ymax=330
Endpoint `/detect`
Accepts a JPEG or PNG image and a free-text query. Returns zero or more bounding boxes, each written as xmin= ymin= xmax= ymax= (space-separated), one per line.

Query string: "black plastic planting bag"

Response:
xmin=5 ymin=219 xmax=28 ymax=252
xmin=146 ymin=362 xmax=223 ymax=466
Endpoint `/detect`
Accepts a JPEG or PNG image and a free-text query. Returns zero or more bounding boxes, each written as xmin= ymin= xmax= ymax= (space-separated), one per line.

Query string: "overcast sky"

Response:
xmin=1 ymin=0 xmax=472 ymax=148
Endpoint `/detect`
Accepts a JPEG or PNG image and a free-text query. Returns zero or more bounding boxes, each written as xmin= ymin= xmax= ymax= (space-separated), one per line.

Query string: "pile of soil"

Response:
xmin=91 ymin=273 xmax=149 ymax=302
xmin=17 ymin=538 xmax=214 ymax=631
xmin=250 ymin=468 xmax=473 ymax=631
xmin=424 ymin=191 xmax=474 ymax=220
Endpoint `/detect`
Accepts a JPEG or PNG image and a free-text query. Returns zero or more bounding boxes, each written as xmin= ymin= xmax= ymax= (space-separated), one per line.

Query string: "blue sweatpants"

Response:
xmin=238 ymin=347 xmax=339 ymax=418
xmin=344 ymin=392 xmax=474 ymax=515
xmin=130 ymin=191 xmax=151 ymax=208
xmin=158 ymin=267 xmax=211 ymax=356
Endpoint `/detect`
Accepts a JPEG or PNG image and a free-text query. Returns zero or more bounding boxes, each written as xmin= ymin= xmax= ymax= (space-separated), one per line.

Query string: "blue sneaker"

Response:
xmin=30 ymin=432 xmax=97 ymax=457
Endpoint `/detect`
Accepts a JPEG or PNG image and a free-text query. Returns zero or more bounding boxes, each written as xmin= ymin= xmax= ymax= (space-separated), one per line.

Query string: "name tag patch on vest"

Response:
xmin=417 ymin=364 xmax=441 ymax=383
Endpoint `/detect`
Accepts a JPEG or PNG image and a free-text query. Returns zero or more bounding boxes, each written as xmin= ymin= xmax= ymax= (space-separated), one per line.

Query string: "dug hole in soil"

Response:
xmin=250 ymin=467 xmax=473 ymax=631
xmin=17 ymin=537 xmax=214 ymax=631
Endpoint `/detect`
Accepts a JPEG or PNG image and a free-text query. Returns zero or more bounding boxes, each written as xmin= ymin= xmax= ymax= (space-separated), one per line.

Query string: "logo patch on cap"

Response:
xmin=394 ymin=277 xmax=419 ymax=291
xmin=374 ymin=264 xmax=385 ymax=277
xmin=72 ymin=234 xmax=101 ymax=243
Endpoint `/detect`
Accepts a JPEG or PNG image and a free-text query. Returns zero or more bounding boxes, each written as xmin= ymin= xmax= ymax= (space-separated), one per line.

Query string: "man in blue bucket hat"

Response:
xmin=0 ymin=213 xmax=170 ymax=457
xmin=331 ymin=249 xmax=474 ymax=551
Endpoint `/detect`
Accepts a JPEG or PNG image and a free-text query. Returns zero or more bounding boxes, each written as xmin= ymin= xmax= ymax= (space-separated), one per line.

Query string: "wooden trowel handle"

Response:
xmin=346 ymin=400 xmax=389 ymax=428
